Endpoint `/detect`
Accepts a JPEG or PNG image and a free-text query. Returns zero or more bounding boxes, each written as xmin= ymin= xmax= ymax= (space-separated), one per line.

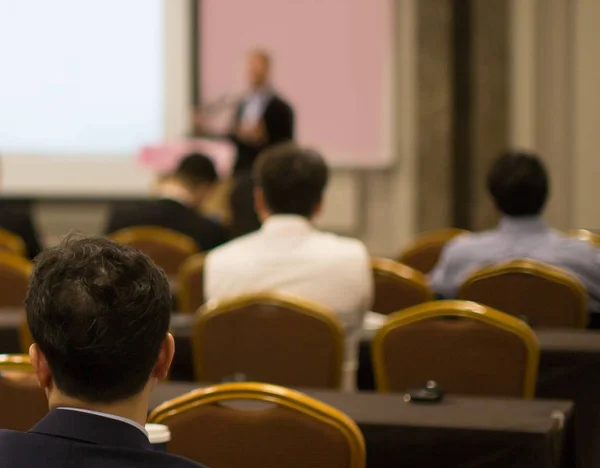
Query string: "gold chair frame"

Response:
xmin=193 ymin=293 xmax=344 ymax=388
xmin=109 ymin=226 xmax=199 ymax=255
xmin=148 ymin=382 xmax=366 ymax=468
xmin=398 ymin=228 xmax=469 ymax=272
xmin=372 ymin=300 xmax=540 ymax=398
xmin=177 ymin=253 xmax=206 ymax=314
xmin=0 ymin=354 xmax=34 ymax=373
xmin=371 ymin=258 xmax=434 ymax=312
xmin=459 ymin=259 xmax=588 ymax=329
xmin=0 ymin=228 xmax=27 ymax=257
xmin=567 ymin=229 xmax=600 ymax=247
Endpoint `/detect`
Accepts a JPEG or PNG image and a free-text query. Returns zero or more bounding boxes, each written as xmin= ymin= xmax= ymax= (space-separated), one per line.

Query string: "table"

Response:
xmin=151 ymin=382 xmax=574 ymax=468
xmin=3 ymin=313 xmax=596 ymax=466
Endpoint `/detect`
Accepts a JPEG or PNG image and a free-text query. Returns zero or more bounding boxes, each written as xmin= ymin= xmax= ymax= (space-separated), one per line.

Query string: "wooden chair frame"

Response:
xmin=398 ymin=228 xmax=469 ymax=272
xmin=109 ymin=226 xmax=199 ymax=256
xmin=0 ymin=251 xmax=33 ymax=279
xmin=0 ymin=228 xmax=27 ymax=257
xmin=372 ymin=300 xmax=540 ymax=398
xmin=567 ymin=229 xmax=600 ymax=247
xmin=371 ymin=258 xmax=434 ymax=312
xmin=459 ymin=259 xmax=588 ymax=329
xmin=193 ymin=292 xmax=345 ymax=388
xmin=148 ymin=382 xmax=366 ymax=468
xmin=0 ymin=354 xmax=34 ymax=373
xmin=177 ymin=253 xmax=206 ymax=314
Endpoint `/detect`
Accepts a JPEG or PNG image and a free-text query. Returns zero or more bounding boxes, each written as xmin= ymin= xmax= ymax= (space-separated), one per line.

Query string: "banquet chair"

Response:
xmin=0 ymin=252 xmax=32 ymax=308
xmin=148 ymin=382 xmax=365 ymax=468
xmin=0 ymin=228 xmax=27 ymax=257
xmin=178 ymin=254 xmax=206 ymax=313
xmin=0 ymin=354 xmax=47 ymax=431
xmin=459 ymin=259 xmax=588 ymax=328
xmin=372 ymin=300 xmax=539 ymax=398
xmin=20 ymin=315 xmax=33 ymax=353
xmin=568 ymin=229 xmax=600 ymax=247
xmin=109 ymin=226 xmax=198 ymax=277
xmin=398 ymin=228 xmax=468 ymax=274
xmin=371 ymin=258 xmax=434 ymax=315
xmin=192 ymin=293 xmax=344 ymax=389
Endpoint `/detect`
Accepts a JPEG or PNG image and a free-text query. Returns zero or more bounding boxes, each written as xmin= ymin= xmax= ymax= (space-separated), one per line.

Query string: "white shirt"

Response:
xmin=205 ymin=215 xmax=374 ymax=391
xmin=57 ymin=407 xmax=148 ymax=437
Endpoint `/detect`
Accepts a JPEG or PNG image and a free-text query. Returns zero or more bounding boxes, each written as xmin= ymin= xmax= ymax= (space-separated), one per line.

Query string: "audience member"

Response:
xmin=0 ymin=198 xmax=42 ymax=259
xmin=205 ymin=143 xmax=373 ymax=389
xmin=430 ymin=151 xmax=600 ymax=324
xmin=106 ymin=153 xmax=228 ymax=251
xmin=229 ymin=173 xmax=261 ymax=238
xmin=0 ymin=236 xmax=205 ymax=467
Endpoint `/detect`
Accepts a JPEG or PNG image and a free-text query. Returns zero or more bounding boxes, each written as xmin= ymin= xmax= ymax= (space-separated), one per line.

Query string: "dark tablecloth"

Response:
xmin=151 ymin=382 xmax=574 ymax=468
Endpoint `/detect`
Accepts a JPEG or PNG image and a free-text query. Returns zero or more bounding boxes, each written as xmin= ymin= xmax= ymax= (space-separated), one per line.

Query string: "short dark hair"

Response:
xmin=487 ymin=151 xmax=549 ymax=217
xmin=175 ymin=153 xmax=218 ymax=188
xmin=26 ymin=236 xmax=171 ymax=403
xmin=253 ymin=143 xmax=329 ymax=217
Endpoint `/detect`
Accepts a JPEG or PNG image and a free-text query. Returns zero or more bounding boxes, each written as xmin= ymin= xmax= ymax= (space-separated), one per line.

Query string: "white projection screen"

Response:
xmin=0 ymin=0 xmax=191 ymax=195
xmin=200 ymin=0 xmax=395 ymax=168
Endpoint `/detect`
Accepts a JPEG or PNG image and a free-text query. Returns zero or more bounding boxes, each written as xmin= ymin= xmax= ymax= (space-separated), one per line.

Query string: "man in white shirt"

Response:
xmin=205 ymin=143 xmax=373 ymax=390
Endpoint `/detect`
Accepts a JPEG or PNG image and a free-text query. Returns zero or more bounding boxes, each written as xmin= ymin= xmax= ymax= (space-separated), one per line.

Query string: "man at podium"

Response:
xmin=194 ymin=50 xmax=295 ymax=176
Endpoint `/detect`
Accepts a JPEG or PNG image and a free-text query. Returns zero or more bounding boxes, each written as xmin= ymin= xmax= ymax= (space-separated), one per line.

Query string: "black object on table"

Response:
xmin=150 ymin=382 xmax=574 ymax=468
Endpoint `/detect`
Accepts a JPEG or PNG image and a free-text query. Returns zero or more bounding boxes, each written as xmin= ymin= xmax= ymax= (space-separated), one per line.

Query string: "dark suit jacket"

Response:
xmin=105 ymin=198 xmax=228 ymax=252
xmin=0 ymin=203 xmax=42 ymax=259
xmin=0 ymin=409 xmax=205 ymax=468
xmin=230 ymin=94 xmax=294 ymax=174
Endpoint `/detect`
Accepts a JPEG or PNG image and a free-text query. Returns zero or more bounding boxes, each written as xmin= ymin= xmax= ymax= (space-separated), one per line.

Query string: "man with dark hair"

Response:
xmin=0 ymin=236 xmax=205 ymax=467
xmin=106 ymin=153 xmax=227 ymax=251
xmin=205 ymin=144 xmax=373 ymax=390
xmin=430 ymin=151 xmax=600 ymax=319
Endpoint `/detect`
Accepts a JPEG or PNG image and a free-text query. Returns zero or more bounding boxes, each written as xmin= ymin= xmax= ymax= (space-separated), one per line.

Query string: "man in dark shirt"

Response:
xmin=0 ymin=201 xmax=42 ymax=259
xmin=0 ymin=236 xmax=206 ymax=467
xmin=106 ymin=153 xmax=228 ymax=251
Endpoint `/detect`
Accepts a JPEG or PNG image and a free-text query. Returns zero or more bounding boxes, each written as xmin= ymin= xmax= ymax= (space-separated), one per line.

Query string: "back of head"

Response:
xmin=174 ymin=153 xmax=218 ymax=189
xmin=26 ymin=236 xmax=171 ymax=403
xmin=487 ymin=151 xmax=549 ymax=217
xmin=253 ymin=143 xmax=329 ymax=218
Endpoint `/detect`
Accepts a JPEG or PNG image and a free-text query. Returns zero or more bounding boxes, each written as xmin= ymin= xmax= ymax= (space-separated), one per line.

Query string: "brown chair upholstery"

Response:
xmin=371 ymin=258 xmax=434 ymax=315
xmin=0 ymin=228 xmax=26 ymax=257
xmin=0 ymin=354 xmax=48 ymax=431
xmin=459 ymin=259 xmax=588 ymax=328
xmin=109 ymin=226 xmax=198 ymax=277
xmin=192 ymin=293 xmax=344 ymax=388
xmin=398 ymin=228 xmax=469 ymax=274
xmin=568 ymin=229 xmax=600 ymax=247
xmin=372 ymin=300 xmax=539 ymax=398
xmin=178 ymin=254 xmax=206 ymax=313
xmin=0 ymin=252 xmax=32 ymax=308
xmin=148 ymin=382 xmax=365 ymax=468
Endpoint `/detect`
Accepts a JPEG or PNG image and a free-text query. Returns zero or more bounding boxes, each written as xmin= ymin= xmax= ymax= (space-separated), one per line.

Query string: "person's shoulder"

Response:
xmin=269 ymin=94 xmax=293 ymax=111
xmin=207 ymin=230 xmax=262 ymax=260
xmin=150 ymin=451 xmax=207 ymax=468
xmin=312 ymin=231 xmax=370 ymax=259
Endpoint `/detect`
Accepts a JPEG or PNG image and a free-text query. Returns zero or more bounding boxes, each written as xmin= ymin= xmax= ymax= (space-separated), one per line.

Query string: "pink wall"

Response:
xmin=200 ymin=0 xmax=394 ymax=167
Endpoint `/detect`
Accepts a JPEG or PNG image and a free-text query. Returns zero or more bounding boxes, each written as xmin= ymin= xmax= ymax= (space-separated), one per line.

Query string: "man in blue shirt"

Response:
xmin=430 ymin=152 xmax=600 ymax=325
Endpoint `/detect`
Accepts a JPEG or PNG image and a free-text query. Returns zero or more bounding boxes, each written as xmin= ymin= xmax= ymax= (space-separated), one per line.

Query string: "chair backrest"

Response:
xmin=568 ymin=229 xmax=600 ymax=247
xmin=148 ymin=382 xmax=365 ymax=468
xmin=372 ymin=300 xmax=539 ymax=398
xmin=0 ymin=354 xmax=48 ymax=430
xmin=398 ymin=228 xmax=469 ymax=273
xmin=192 ymin=293 xmax=344 ymax=388
xmin=178 ymin=254 xmax=206 ymax=313
xmin=0 ymin=252 xmax=32 ymax=308
xmin=109 ymin=226 xmax=198 ymax=276
xmin=371 ymin=258 xmax=434 ymax=315
xmin=459 ymin=259 xmax=588 ymax=328
xmin=0 ymin=228 xmax=26 ymax=257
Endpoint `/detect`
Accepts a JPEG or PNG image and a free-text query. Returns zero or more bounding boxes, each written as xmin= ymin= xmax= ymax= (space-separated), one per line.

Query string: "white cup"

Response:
xmin=145 ymin=423 xmax=171 ymax=451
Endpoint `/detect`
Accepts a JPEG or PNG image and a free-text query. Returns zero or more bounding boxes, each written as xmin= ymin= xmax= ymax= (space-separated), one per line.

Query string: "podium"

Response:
xmin=137 ymin=138 xmax=235 ymax=177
